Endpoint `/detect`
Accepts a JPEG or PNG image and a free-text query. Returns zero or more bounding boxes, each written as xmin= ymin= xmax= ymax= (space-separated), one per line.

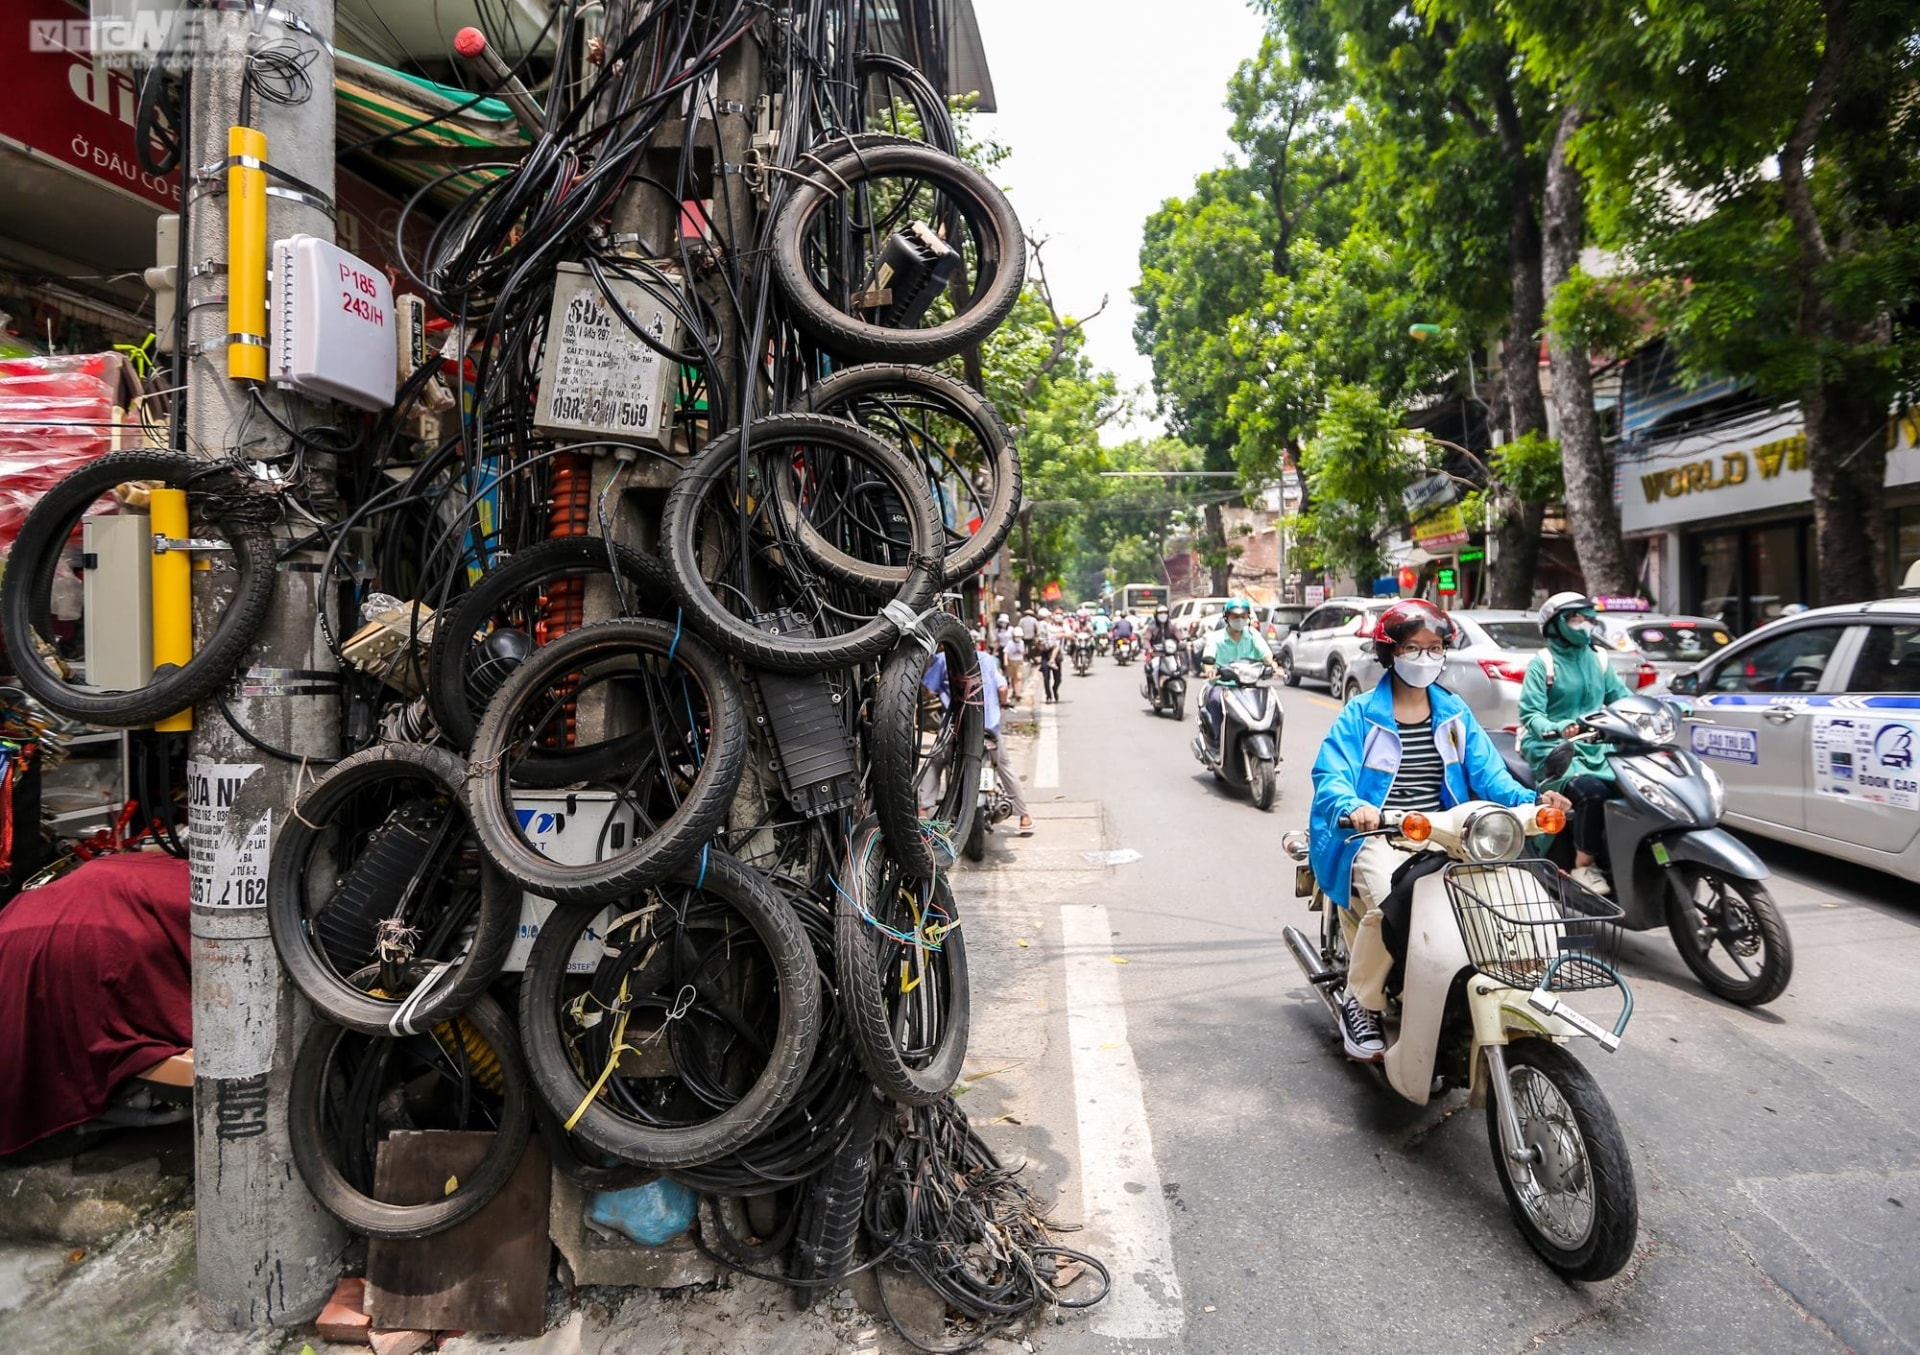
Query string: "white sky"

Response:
xmin=970 ymin=0 xmax=1271 ymax=441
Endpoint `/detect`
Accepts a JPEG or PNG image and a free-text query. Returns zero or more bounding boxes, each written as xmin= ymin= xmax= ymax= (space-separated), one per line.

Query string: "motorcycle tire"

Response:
xmin=0 ymin=450 xmax=276 ymax=727
xmin=1663 ymin=866 xmax=1792 ymax=1006
xmin=288 ymin=992 xmax=532 ymax=1241
xmin=1169 ymin=690 xmax=1186 ymax=722
xmin=517 ymin=850 xmax=820 ymax=1168
xmin=770 ymin=139 xmax=1025 ymax=364
xmin=660 ymin=415 xmax=944 ymax=674
xmin=835 ymin=819 xmax=969 ymax=1104
xmin=799 ymin=363 xmax=1020 ymax=585
xmin=962 ymin=804 xmax=988 ymax=863
xmin=267 ymin=742 xmax=517 ymax=1035
xmin=871 ymin=612 xmax=984 ymax=878
xmin=426 ymin=536 xmax=673 ymax=763
xmin=1250 ymin=758 xmax=1276 ymax=812
xmin=464 ymin=618 xmax=746 ymax=903
xmin=1485 ymin=1039 xmax=1638 ymax=1282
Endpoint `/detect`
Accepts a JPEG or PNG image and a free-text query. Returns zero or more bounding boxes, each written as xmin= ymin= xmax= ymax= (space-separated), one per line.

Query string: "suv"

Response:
xmin=1278 ymin=598 xmax=1397 ymax=692
xmin=1666 ymin=599 xmax=1920 ymax=880
xmin=1167 ymin=597 xmax=1233 ymax=643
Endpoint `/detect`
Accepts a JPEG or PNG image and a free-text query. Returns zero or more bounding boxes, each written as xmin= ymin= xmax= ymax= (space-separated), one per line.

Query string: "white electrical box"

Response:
xmin=533 ymin=261 xmax=681 ymax=449
xmin=503 ymin=790 xmax=643 ymax=973
xmin=270 ymin=234 xmax=398 ymax=411
xmin=82 ymin=512 xmax=153 ymax=689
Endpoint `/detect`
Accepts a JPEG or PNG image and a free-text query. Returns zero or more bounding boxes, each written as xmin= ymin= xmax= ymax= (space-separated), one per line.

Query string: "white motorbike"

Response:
xmin=1191 ymin=658 xmax=1282 ymax=810
xmin=1281 ymin=802 xmax=1639 ymax=1280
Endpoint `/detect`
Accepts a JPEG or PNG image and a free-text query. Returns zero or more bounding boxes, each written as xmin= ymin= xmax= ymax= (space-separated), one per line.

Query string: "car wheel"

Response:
xmin=1326 ymin=657 xmax=1345 ymax=694
xmin=1280 ymin=650 xmax=1300 ymax=687
xmin=1342 ymin=674 xmax=1362 ymax=705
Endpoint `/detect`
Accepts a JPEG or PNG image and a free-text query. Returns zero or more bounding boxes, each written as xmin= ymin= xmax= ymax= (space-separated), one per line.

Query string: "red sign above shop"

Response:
xmin=3 ymin=0 xmax=179 ymax=209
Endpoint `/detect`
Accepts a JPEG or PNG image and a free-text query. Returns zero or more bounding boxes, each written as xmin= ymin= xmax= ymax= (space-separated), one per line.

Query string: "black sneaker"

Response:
xmin=1338 ymin=989 xmax=1386 ymax=1062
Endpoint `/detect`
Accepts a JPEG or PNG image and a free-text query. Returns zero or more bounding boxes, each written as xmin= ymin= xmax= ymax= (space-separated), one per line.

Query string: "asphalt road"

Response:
xmin=958 ymin=657 xmax=1920 ymax=1355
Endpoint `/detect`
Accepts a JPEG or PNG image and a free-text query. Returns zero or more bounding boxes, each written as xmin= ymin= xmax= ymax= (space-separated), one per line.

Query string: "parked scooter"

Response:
xmin=962 ymin=732 xmax=1016 ymax=862
xmin=1191 ymin=659 xmax=1282 ymax=810
xmin=1141 ymin=638 xmax=1186 ymax=719
xmin=1113 ymin=634 xmax=1141 ymax=666
xmin=1070 ymin=635 xmax=1096 ymax=676
xmin=1281 ymin=803 xmax=1639 ymax=1281
xmin=1492 ymin=694 xmax=1791 ymax=1006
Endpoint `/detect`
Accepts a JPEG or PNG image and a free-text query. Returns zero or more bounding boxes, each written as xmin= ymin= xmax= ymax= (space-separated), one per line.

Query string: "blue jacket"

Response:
xmin=1309 ymin=676 xmax=1536 ymax=909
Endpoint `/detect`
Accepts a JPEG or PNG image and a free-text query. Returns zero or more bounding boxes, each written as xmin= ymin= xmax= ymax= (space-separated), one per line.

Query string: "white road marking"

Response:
xmin=1035 ymin=696 xmax=1060 ymax=788
xmin=1060 ymin=900 xmax=1185 ymax=1338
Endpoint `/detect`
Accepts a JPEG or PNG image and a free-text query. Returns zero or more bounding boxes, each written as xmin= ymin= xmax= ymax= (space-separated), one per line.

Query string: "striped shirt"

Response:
xmin=1384 ymin=720 xmax=1446 ymax=811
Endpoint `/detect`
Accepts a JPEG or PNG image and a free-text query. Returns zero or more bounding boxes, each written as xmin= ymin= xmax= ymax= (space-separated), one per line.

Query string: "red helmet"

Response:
xmin=1370 ymin=599 xmax=1456 ymax=663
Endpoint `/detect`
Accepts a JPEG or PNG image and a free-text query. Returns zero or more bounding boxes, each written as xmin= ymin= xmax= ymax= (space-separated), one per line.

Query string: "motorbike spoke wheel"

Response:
xmin=1663 ymin=866 xmax=1792 ymax=1006
xmin=1486 ymin=1040 xmax=1638 ymax=1281
xmin=1250 ymin=758 xmax=1276 ymax=812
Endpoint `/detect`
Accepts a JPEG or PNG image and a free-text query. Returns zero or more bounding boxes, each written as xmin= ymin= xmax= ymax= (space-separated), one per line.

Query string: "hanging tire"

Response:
xmin=835 ymin=819 xmax=969 ymax=1104
xmin=426 ymin=536 xmax=673 ymax=760
xmin=800 ymin=363 xmax=1021 ymax=584
xmin=660 ymin=415 xmax=944 ymax=674
xmin=0 ymin=450 xmax=276 ymax=727
xmin=870 ymin=613 xmax=985 ymax=878
xmin=516 ymin=849 xmax=820 ymax=1168
xmin=789 ymin=1093 xmax=883 ymax=1289
xmin=463 ymin=617 xmax=746 ymax=903
xmin=771 ymin=139 xmax=1026 ymax=364
xmin=1485 ymin=1039 xmax=1638 ymax=1281
xmin=267 ymin=742 xmax=517 ymax=1034
xmin=288 ymin=992 xmax=532 ymax=1240
xmin=1663 ymin=866 xmax=1792 ymax=1006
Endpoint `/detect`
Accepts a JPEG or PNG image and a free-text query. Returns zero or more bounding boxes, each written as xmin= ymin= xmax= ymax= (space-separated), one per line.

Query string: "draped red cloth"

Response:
xmin=0 ymin=853 xmax=191 ymax=1155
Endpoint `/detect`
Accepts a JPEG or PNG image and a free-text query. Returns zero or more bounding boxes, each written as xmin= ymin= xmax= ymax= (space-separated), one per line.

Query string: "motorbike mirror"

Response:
xmin=1535 ymin=804 xmax=1567 ymax=835
xmin=1400 ymin=812 xmax=1432 ymax=842
xmin=1543 ymin=741 xmax=1580 ymax=782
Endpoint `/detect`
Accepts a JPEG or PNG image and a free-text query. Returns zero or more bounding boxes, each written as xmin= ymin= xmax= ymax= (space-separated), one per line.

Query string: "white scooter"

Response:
xmin=1281 ymin=802 xmax=1639 ymax=1280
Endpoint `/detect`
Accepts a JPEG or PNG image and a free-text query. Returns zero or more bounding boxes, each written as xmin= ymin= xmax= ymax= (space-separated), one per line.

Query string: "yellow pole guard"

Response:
xmin=226 ymin=125 xmax=268 ymax=382
xmin=150 ymin=488 xmax=193 ymax=732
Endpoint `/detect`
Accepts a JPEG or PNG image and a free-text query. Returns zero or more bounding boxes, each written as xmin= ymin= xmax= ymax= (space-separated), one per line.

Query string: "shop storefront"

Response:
xmin=1618 ymin=405 xmax=1920 ymax=633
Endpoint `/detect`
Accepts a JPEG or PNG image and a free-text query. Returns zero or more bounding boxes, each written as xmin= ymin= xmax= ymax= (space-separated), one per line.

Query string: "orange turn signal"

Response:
xmin=1535 ymin=805 xmax=1567 ymax=835
xmin=1400 ymin=812 xmax=1432 ymax=842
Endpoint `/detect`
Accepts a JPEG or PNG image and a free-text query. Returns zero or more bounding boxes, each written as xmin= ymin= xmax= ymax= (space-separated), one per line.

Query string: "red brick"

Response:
xmin=369 ymin=1330 xmax=433 ymax=1355
xmin=316 ymin=1276 xmax=372 ymax=1344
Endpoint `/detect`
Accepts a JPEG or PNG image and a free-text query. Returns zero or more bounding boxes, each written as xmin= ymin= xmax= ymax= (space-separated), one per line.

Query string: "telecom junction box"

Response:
xmin=270 ymin=234 xmax=399 ymax=411
xmin=534 ymin=261 xmax=682 ymax=449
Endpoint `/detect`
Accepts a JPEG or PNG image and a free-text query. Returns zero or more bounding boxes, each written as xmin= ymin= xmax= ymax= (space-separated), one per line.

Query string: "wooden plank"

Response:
xmin=365 ymin=1131 xmax=552 ymax=1337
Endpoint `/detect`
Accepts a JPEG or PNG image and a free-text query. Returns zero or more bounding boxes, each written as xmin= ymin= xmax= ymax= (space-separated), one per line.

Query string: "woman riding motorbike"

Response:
xmin=1309 ymin=599 xmax=1570 ymax=1061
xmin=1517 ymin=592 xmax=1631 ymax=896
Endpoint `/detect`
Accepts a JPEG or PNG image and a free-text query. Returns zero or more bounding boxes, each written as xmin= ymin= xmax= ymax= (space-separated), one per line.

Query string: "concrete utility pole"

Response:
xmin=179 ymin=0 xmax=345 ymax=1327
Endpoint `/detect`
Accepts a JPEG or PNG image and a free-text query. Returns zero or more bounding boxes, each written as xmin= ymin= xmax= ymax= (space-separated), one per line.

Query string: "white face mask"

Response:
xmin=1394 ymin=653 xmax=1445 ymax=688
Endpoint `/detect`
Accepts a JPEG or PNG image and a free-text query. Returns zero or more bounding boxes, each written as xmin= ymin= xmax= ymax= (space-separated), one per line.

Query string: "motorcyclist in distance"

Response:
xmin=1198 ymin=598 xmax=1273 ymax=749
xmin=1144 ymin=605 xmax=1176 ymax=654
xmin=1309 ymin=599 xmax=1570 ymax=1061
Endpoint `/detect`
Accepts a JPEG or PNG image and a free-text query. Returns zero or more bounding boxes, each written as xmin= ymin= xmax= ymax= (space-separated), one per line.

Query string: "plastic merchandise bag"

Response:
xmin=0 ymin=355 xmax=122 ymax=559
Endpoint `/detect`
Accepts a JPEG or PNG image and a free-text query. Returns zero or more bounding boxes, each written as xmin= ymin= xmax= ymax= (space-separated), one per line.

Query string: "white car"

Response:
xmin=1666 ymin=600 xmax=1920 ymax=881
xmin=1594 ymin=612 xmax=1733 ymax=693
xmin=1277 ymin=597 xmax=1398 ymax=693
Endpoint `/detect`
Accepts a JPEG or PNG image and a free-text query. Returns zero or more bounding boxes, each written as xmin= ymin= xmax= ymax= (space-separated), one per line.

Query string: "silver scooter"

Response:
xmin=1141 ymin=638 xmax=1187 ymax=720
xmin=1493 ymin=694 xmax=1792 ymax=1006
xmin=1191 ymin=658 xmax=1282 ymax=810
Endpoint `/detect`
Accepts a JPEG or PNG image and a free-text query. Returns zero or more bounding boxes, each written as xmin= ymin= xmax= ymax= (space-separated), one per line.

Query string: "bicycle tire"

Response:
xmin=426 ymin=536 xmax=674 ymax=782
xmin=288 ymin=992 xmax=532 ymax=1240
xmin=516 ymin=849 xmax=821 ymax=1168
xmin=771 ymin=139 xmax=1025 ymax=364
xmin=463 ymin=617 xmax=747 ymax=903
xmin=660 ymin=415 xmax=943 ymax=674
xmin=0 ymin=450 xmax=276 ymax=727
xmin=266 ymin=742 xmax=516 ymax=1034
xmin=800 ymin=363 xmax=1021 ymax=585
xmin=835 ymin=818 xmax=970 ymax=1104
xmin=871 ymin=613 xmax=984 ymax=878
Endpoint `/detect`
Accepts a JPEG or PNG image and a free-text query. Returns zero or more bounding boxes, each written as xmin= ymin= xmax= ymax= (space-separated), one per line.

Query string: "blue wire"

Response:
xmin=696 ymin=842 xmax=709 ymax=889
xmin=669 ymin=606 xmax=684 ymax=661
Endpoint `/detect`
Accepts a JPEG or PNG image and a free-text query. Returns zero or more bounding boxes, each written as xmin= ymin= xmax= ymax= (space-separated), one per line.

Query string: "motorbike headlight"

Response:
xmin=1462 ymin=807 xmax=1526 ymax=862
xmin=1699 ymin=761 xmax=1726 ymax=821
xmin=1626 ymin=774 xmax=1691 ymax=821
xmin=1620 ymin=703 xmax=1677 ymax=745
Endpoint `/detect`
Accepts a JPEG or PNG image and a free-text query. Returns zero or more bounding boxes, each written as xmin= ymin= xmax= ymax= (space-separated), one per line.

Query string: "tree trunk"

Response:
xmin=1204 ymin=500 xmax=1234 ymax=595
xmin=1805 ymin=374 xmax=1890 ymax=603
xmin=1541 ymin=104 xmax=1631 ymax=597
xmin=1490 ymin=84 xmax=1548 ymax=610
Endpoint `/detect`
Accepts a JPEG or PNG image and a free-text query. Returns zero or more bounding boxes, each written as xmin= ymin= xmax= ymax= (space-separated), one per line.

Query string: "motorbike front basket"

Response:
xmin=1443 ymin=859 xmax=1624 ymax=994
